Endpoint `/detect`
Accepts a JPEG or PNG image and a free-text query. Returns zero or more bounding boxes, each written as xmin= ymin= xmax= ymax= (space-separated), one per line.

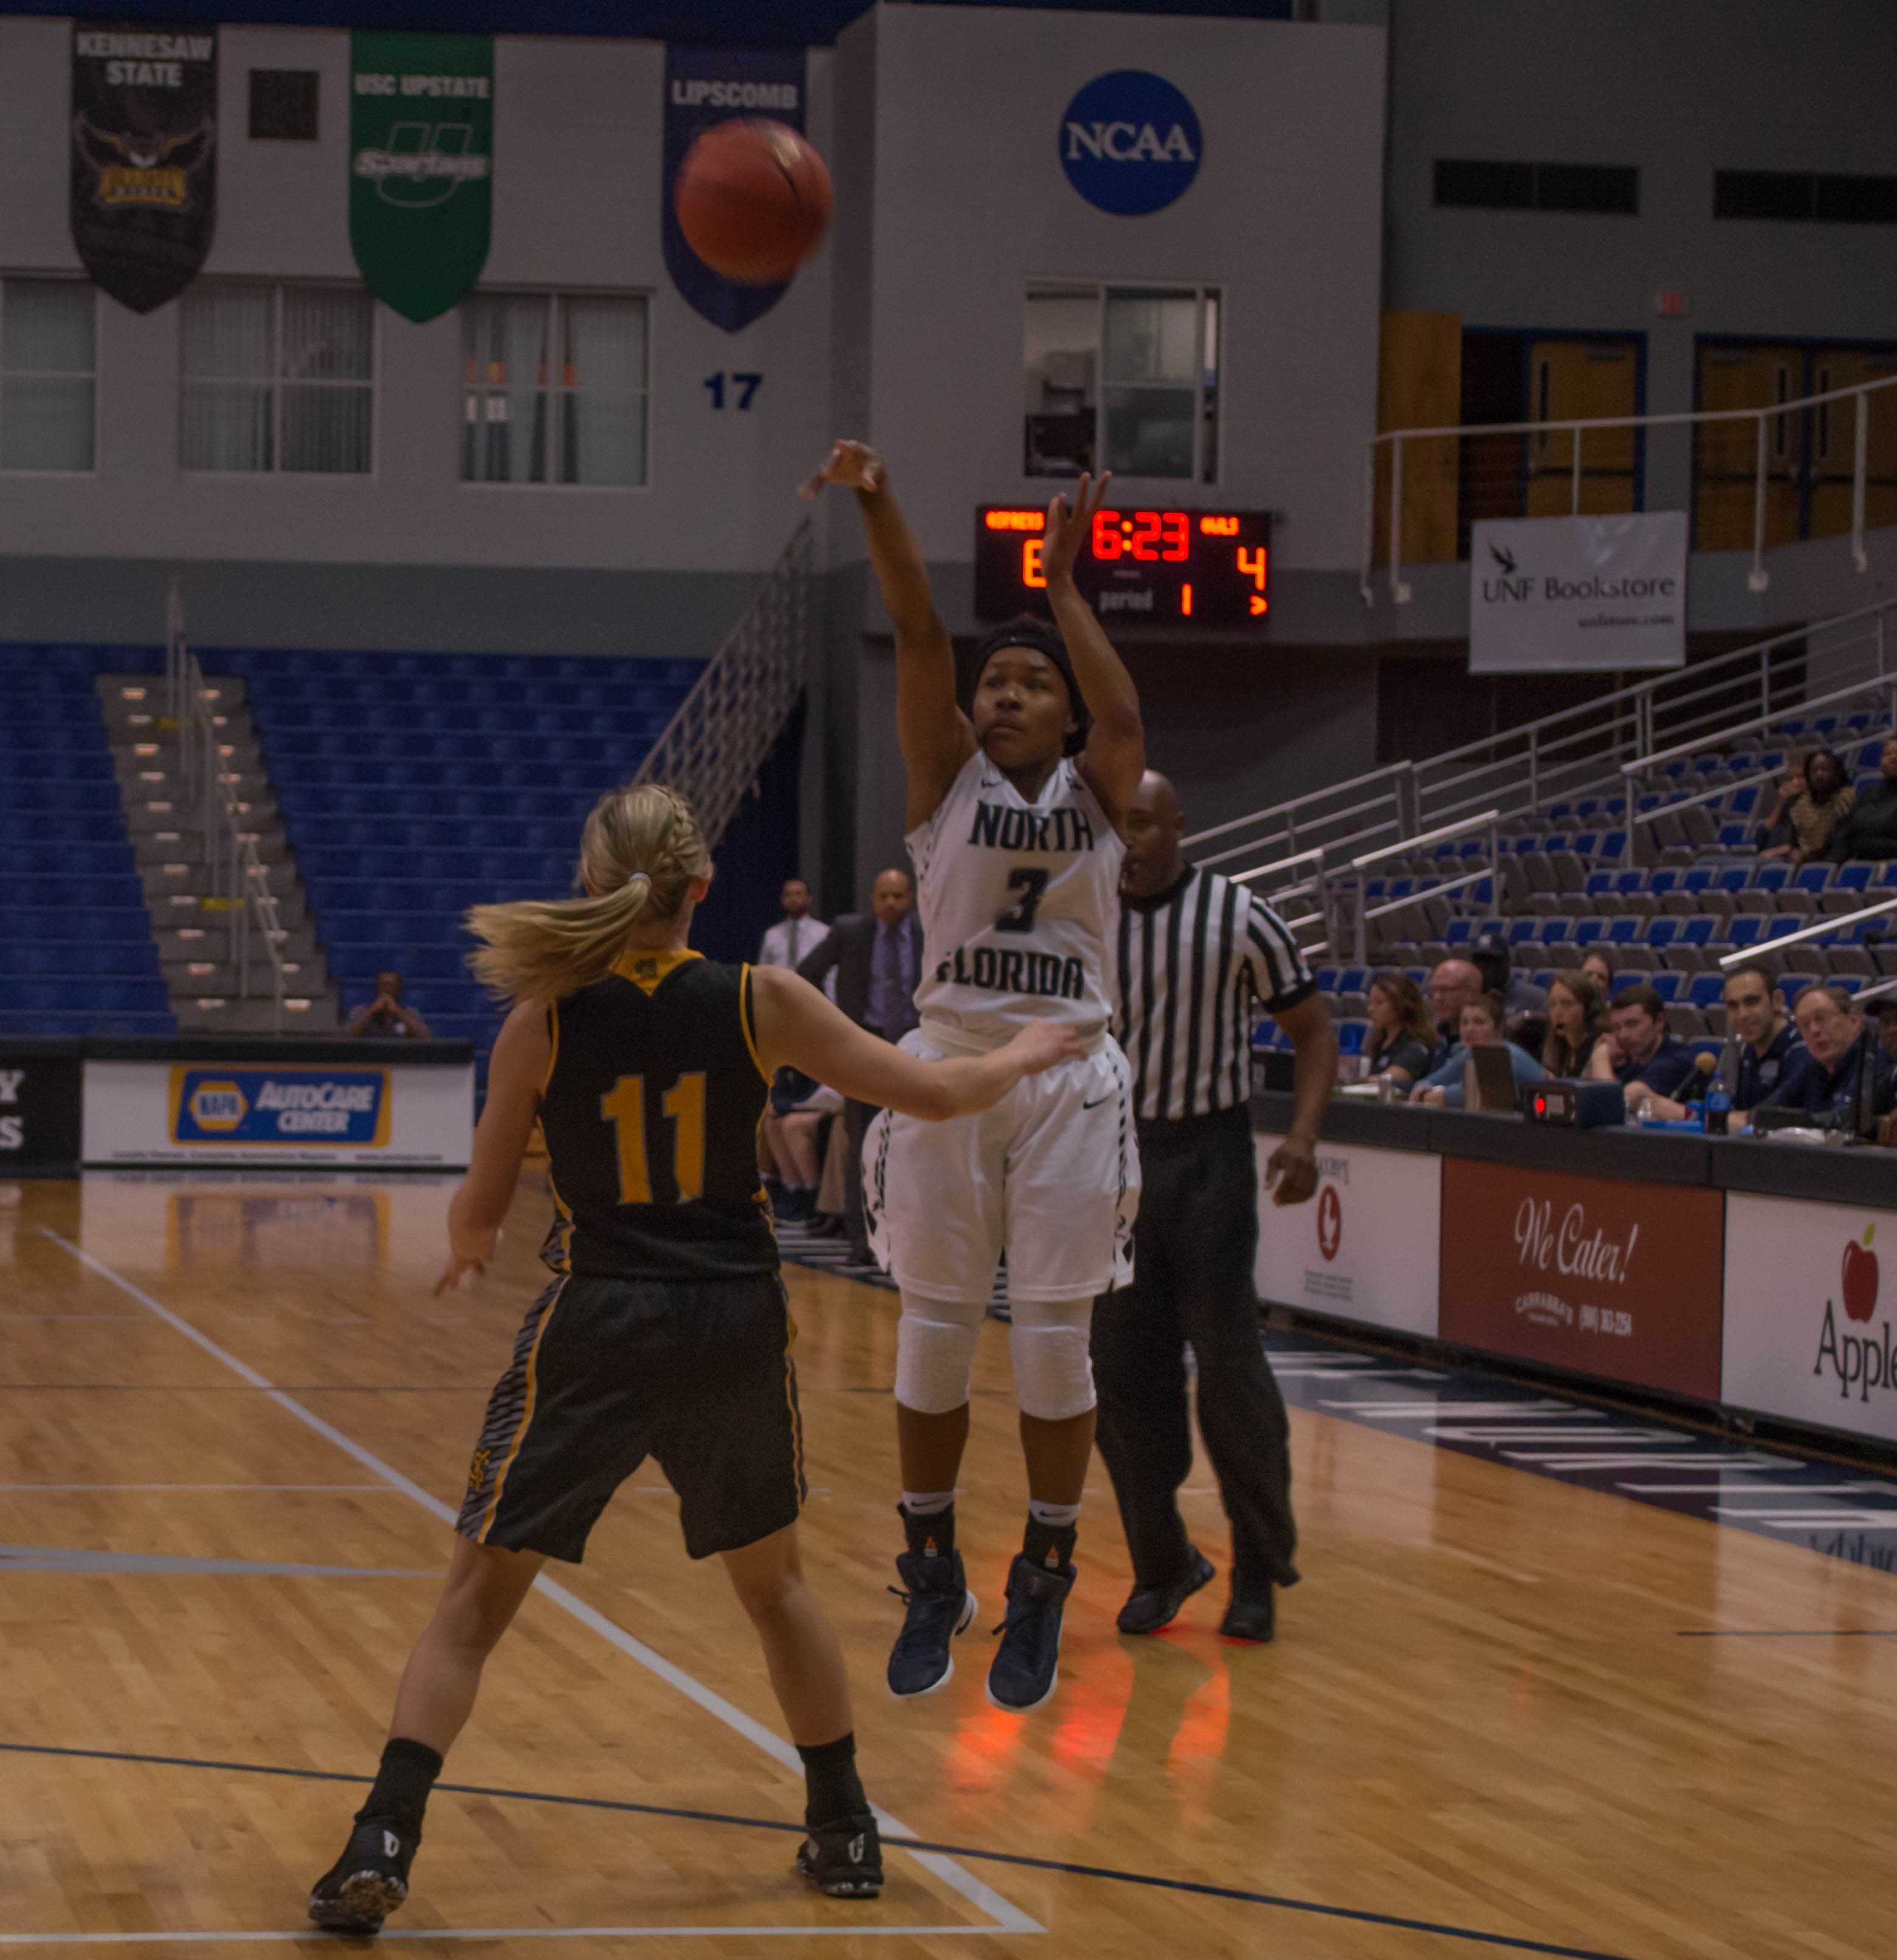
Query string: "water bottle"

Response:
xmin=1704 ymin=1078 xmax=1732 ymax=1135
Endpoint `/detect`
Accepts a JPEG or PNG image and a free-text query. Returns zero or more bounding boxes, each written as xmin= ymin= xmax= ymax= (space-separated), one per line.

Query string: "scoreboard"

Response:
xmin=973 ymin=504 xmax=1270 ymax=627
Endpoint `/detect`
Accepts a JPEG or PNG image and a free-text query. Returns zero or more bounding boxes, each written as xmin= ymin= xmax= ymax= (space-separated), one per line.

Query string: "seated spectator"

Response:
xmin=760 ymin=1068 xmax=845 ymax=1227
xmin=1878 ymin=997 xmax=1897 ymax=1065
xmin=1828 ymin=738 xmax=1897 ymax=863
xmin=1426 ymin=957 xmax=1484 ymax=1063
xmin=1635 ymin=963 xmax=1806 ymax=1121
xmin=1579 ymin=950 xmax=1614 ymax=1002
xmin=1757 ymin=984 xmax=1896 ymax=1136
xmin=1364 ymin=971 xmax=1436 ymax=1084
xmin=1758 ymin=748 xmax=1854 ymax=865
xmin=1409 ymin=992 xmax=1548 ymax=1107
xmin=1471 ymin=931 xmax=1548 ymax=1016
xmin=1587 ymin=984 xmax=1695 ymax=1108
xmin=340 ymin=971 xmax=432 ymax=1039
xmin=1541 ymin=973 xmax=1607 ymax=1077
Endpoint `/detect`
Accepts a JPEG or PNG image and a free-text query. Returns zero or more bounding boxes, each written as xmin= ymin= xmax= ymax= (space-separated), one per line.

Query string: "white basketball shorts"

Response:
xmin=863 ymin=1026 xmax=1141 ymax=1305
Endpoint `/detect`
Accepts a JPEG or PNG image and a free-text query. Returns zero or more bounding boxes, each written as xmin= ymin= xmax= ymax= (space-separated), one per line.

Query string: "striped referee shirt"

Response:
xmin=1114 ymin=864 xmax=1317 ymax=1122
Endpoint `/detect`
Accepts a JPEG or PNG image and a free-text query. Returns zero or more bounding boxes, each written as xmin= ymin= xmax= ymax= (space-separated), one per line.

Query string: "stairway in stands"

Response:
xmin=0 ymin=645 xmax=173 ymax=1037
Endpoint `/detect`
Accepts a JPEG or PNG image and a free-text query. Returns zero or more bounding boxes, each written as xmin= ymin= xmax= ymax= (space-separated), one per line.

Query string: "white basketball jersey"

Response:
xmin=907 ymin=749 xmax=1124 ymax=1046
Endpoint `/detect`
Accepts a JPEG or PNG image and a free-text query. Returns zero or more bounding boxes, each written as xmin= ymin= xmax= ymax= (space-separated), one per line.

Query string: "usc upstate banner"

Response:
xmin=350 ymin=32 xmax=492 ymax=323
xmin=70 ymin=20 xmax=217 ymax=313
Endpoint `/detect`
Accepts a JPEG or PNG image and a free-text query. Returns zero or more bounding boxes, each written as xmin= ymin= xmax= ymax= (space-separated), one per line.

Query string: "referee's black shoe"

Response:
xmin=987 ymin=1554 xmax=1075 ymax=1711
xmin=308 ymin=1815 xmax=418 ymax=1935
xmin=1116 ymin=1548 xmax=1215 ymax=1635
xmin=1219 ymin=1588 xmax=1276 ymax=1644
xmin=887 ymin=1549 xmax=977 ymax=1696
xmin=796 ymin=1811 xmax=884 ymax=1898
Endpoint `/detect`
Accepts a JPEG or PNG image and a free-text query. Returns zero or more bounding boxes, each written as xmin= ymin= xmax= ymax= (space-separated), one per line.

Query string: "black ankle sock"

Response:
xmin=355 ymin=1737 xmax=444 ymax=1835
xmin=1022 ymin=1516 xmax=1077 ymax=1571
xmin=899 ymin=1501 xmax=955 ymax=1559
xmin=796 ymin=1731 xmax=867 ymax=1828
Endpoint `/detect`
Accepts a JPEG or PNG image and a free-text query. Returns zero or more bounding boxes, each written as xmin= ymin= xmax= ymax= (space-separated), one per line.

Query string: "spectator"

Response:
xmin=1636 ymin=963 xmax=1806 ymax=1121
xmin=760 ymin=1070 xmax=845 ymax=1226
xmin=1470 ymin=931 xmax=1548 ymax=1017
xmin=1758 ymin=984 xmax=1896 ymax=1136
xmin=1541 ymin=973 xmax=1607 ymax=1077
xmin=1587 ymin=984 xmax=1695 ymax=1110
xmin=340 ymin=970 xmax=432 ymax=1040
xmin=1363 ymin=971 xmax=1434 ymax=1084
xmin=1426 ymin=957 xmax=1484 ymax=1060
xmin=796 ymin=868 xmax=924 ymax=1266
xmin=1828 ymin=738 xmax=1897 ymax=863
xmin=1409 ymin=992 xmax=1547 ymax=1107
xmin=1579 ymin=950 xmax=1614 ymax=1002
xmin=1878 ymin=997 xmax=1897 ymax=1065
xmin=756 ymin=876 xmax=829 ymax=969
xmin=1759 ymin=748 xmax=1854 ymax=865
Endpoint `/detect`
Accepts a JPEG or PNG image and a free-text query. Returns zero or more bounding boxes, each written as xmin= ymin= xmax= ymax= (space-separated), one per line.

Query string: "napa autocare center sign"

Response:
xmin=1470 ymin=512 xmax=1687 ymax=673
xmin=81 ymin=1056 xmax=473 ymax=1166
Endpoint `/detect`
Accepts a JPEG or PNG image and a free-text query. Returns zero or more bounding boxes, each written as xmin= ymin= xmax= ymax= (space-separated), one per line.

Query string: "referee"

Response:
xmin=1094 ymin=771 xmax=1336 ymax=1643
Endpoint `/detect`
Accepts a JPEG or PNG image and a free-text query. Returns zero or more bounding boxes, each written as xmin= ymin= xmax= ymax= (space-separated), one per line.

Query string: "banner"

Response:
xmin=70 ymin=21 xmax=216 ymax=314
xmin=1469 ymin=512 xmax=1687 ymax=673
xmin=663 ymin=45 xmax=807 ymax=333
xmin=0 ymin=1049 xmax=83 ymax=1172
xmin=1438 ymin=1157 xmax=1724 ymax=1400
xmin=1723 ymin=1194 xmax=1897 ymax=1448
xmin=350 ymin=32 xmax=492 ymax=324
xmin=1254 ymin=1134 xmax=1441 ymax=1338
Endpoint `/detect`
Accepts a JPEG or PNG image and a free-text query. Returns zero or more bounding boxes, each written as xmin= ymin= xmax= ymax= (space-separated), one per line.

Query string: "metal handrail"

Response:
xmin=1361 ymin=864 xmax=1493 ymax=921
xmin=1621 ymin=673 xmax=1897 ymax=779
xmin=1182 ymin=760 xmax=1410 ymax=850
xmin=1623 ymin=766 xmax=1778 ymax=828
xmin=1350 ymin=809 xmax=1499 ymax=872
xmin=1717 ymin=894 xmax=1897 ymax=966
xmin=1228 ymin=845 xmax=1324 ymax=887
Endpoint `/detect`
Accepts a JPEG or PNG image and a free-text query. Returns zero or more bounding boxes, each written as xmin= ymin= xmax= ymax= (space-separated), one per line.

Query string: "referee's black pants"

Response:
xmin=1092 ymin=1105 xmax=1298 ymax=1595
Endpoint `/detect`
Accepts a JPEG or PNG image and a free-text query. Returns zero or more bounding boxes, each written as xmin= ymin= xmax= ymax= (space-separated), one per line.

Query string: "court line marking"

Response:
xmin=1676 ymin=1629 xmax=1897 ymax=1638
xmin=36 ymin=1229 xmax=1037 ymax=1941
xmin=0 ymin=1931 xmax=981 ymax=1946
xmin=0 ymin=1484 xmax=398 ymax=1493
xmin=0 ymin=1740 xmax=1648 ymax=1960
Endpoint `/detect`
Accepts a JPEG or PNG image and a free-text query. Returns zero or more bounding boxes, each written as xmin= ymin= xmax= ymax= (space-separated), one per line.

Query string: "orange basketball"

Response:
xmin=673 ymin=118 xmax=833 ymax=286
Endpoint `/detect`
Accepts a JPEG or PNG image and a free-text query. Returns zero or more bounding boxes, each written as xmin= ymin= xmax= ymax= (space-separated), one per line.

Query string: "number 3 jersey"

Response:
xmin=538 ymin=949 xmax=778 ymax=1281
xmin=907 ymin=749 xmax=1125 ymax=1048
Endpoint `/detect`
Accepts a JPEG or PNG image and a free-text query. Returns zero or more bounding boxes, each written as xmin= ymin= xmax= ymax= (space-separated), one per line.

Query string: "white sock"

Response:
xmin=1027 ymin=1499 xmax=1081 ymax=1528
xmin=901 ymin=1490 xmax=955 ymax=1516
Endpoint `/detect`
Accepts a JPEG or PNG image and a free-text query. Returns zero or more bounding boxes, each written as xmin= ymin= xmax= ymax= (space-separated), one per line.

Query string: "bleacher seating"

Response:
xmin=0 ymin=645 xmax=174 ymax=1038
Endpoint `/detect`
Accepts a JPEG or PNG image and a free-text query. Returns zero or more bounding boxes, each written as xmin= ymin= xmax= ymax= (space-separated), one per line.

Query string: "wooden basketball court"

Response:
xmin=2 ymin=1167 xmax=1893 ymax=1958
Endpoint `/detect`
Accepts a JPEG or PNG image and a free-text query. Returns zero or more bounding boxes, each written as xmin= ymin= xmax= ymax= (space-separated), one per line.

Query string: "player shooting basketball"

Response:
xmin=805 ymin=439 xmax=1144 ymax=1711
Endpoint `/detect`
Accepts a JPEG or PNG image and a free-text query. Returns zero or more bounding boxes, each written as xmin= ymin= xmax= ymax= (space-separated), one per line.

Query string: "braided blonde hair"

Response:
xmin=466 ymin=783 xmax=712 ymax=1002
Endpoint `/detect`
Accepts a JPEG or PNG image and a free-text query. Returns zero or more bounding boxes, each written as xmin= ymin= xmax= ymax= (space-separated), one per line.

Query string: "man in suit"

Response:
xmin=796 ymin=868 xmax=923 ymax=1265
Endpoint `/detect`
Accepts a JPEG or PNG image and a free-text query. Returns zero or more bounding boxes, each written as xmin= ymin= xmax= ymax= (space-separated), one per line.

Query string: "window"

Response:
xmin=1715 ymin=169 xmax=1897 ymax=225
xmin=249 ymin=69 xmax=319 ymax=142
xmin=1434 ymin=159 xmax=1639 ymax=215
xmin=461 ymin=292 xmax=647 ymax=487
xmin=0 ymin=278 xmax=96 ymax=471
xmin=1023 ymin=284 xmax=1218 ymax=482
xmin=180 ymin=283 xmax=374 ymax=473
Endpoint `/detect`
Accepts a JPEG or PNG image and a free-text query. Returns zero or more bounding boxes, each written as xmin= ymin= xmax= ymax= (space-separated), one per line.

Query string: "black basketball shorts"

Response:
xmin=456 ymin=1271 xmax=807 ymax=1564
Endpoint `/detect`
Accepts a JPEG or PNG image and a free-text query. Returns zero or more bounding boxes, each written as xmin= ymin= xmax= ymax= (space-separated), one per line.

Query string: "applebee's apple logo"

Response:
xmin=1814 ymin=1225 xmax=1894 ymax=1401
xmin=1317 ymin=1185 xmax=1342 ymax=1262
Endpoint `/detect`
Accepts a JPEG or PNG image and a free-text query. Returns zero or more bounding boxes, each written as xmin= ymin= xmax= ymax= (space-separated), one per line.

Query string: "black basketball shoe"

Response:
xmin=796 ymin=1811 xmax=884 ymax=1899
xmin=986 ymin=1553 xmax=1075 ymax=1711
xmin=308 ymin=1815 xmax=418 ymax=1935
xmin=886 ymin=1548 xmax=977 ymax=1697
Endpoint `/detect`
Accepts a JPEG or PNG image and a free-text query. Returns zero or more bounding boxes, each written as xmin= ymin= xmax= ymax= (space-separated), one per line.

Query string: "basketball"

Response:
xmin=673 ymin=118 xmax=833 ymax=286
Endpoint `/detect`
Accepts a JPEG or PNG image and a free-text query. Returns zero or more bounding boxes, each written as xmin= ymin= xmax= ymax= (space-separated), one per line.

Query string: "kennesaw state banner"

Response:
xmin=71 ymin=21 xmax=216 ymax=314
xmin=350 ymin=33 xmax=492 ymax=324
xmin=1470 ymin=511 xmax=1688 ymax=673
xmin=664 ymin=45 xmax=807 ymax=333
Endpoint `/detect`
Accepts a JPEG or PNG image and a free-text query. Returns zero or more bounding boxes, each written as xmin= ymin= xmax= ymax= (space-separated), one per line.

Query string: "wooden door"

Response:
xmin=1523 ymin=337 xmax=1642 ymax=519
xmin=1693 ymin=343 xmax=1805 ymax=551
xmin=1806 ymin=346 xmax=1897 ymax=540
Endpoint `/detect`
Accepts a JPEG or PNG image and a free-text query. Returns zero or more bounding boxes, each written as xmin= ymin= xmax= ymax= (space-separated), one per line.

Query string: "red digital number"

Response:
xmin=1128 ymin=511 xmax=1162 ymax=561
xmin=1092 ymin=510 xmax=1122 ymax=560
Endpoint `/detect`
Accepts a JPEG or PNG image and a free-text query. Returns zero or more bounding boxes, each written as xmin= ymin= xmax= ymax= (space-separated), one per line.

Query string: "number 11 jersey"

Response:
xmin=907 ymin=749 xmax=1124 ymax=1048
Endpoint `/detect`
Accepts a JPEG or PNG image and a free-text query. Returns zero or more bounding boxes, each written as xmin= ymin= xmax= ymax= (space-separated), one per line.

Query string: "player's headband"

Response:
xmin=970 ymin=618 xmax=1090 ymax=757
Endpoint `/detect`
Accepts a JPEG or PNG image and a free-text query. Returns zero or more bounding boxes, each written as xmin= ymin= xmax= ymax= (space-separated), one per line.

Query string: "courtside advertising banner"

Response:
xmin=1253 ymin=1135 xmax=1441 ymax=1338
xmin=70 ymin=19 xmax=217 ymax=313
xmin=0 ymin=1048 xmax=83 ymax=1172
xmin=350 ymin=32 xmax=492 ymax=323
xmin=663 ymin=44 xmax=807 ymax=332
xmin=1469 ymin=512 xmax=1687 ymax=673
xmin=1723 ymin=1193 xmax=1897 ymax=1448
xmin=1438 ymin=1158 xmax=1724 ymax=1399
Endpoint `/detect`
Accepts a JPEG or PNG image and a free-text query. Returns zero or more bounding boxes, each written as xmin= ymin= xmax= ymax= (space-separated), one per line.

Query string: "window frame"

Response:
xmin=177 ymin=278 xmax=379 ymax=480
xmin=0 ymin=275 xmax=100 ymax=477
xmin=457 ymin=286 xmax=652 ymax=493
xmin=1024 ymin=279 xmax=1222 ymax=488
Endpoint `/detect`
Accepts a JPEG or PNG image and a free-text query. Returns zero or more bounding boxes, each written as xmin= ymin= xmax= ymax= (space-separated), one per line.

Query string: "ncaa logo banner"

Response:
xmin=170 ymin=1067 xmax=391 ymax=1148
xmin=70 ymin=19 xmax=217 ymax=314
xmin=1060 ymin=70 xmax=1201 ymax=216
xmin=1469 ymin=511 xmax=1687 ymax=674
xmin=663 ymin=46 xmax=808 ymax=332
xmin=350 ymin=32 xmax=492 ymax=324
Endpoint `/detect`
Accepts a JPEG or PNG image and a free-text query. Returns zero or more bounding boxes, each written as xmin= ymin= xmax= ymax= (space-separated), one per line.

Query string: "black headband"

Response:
xmin=970 ymin=617 xmax=1089 ymax=757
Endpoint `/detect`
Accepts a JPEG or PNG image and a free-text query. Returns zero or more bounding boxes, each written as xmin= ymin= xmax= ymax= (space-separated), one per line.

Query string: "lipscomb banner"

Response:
xmin=70 ymin=20 xmax=217 ymax=314
xmin=663 ymin=45 xmax=807 ymax=333
xmin=350 ymin=32 xmax=492 ymax=324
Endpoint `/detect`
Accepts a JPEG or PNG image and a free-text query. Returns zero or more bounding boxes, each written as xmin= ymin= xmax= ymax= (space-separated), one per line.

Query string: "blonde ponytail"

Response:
xmin=466 ymin=783 xmax=712 ymax=1002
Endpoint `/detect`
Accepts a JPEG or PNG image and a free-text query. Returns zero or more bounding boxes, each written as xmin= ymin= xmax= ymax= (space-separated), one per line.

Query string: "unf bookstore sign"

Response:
xmin=1469 ymin=512 xmax=1687 ymax=674
xmin=350 ymin=32 xmax=492 ymax=324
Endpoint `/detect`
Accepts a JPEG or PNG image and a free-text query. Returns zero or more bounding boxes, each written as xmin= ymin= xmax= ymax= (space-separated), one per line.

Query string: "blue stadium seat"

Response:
xmin=1687 ymin=974 xmax=1725 ymax=1008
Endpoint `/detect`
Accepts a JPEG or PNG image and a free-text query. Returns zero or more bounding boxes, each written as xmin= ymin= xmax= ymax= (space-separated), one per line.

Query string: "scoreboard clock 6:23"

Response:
xmin=973 ymin=504 xmax=1270 ymax=627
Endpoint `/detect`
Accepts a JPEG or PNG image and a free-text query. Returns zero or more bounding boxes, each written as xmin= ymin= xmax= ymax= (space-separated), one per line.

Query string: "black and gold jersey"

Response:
xmin=539 ymin=949 xmax=777 ymax=1281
